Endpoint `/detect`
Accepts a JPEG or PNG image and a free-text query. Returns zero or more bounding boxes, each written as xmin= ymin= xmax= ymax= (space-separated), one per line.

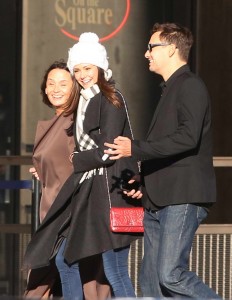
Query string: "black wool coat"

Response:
xmin=24 ymin=91 xmax=141 ymax=270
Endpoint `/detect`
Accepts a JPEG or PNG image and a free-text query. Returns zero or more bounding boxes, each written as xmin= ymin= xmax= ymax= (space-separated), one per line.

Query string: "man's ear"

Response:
xmin=169 ymin=44 xmax=177 ymax=57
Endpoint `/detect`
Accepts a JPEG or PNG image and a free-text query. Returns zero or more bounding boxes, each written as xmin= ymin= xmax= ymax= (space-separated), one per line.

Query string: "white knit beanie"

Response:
xmin=67 ymin=32 xmax=111 ymax=77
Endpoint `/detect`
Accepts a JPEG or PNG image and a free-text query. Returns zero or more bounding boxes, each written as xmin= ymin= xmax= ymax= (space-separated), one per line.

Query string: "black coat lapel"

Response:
xmin=146 ymin=82 xmax=166 ymax=138
xmin=83 ymin=93 xmax=101 ymax=134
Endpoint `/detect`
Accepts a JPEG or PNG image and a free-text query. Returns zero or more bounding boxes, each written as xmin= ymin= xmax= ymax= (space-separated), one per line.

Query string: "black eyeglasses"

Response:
xmin=147 ymin=43 xmax=170 ymax=52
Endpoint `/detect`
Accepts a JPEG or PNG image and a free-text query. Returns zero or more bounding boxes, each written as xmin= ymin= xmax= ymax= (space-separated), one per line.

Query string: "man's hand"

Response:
xmin=104 ymin=136 xmax=132 ymax=160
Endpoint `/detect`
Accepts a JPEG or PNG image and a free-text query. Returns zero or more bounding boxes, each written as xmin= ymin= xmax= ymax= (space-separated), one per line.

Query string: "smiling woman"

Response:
xmin=24 ymin=59 xmax=111 ymax=300
xmin=24 ymin=60 xmax=79 ymax=298
xmin=73 ymin=64 xmax=98 ymax=89
xmin=45 ymin=68 xmax=73 ymax=115
xmin=24 ymin=33 xmax=142 ymax=300
xmin=40 ymin=60 xmax=78 ymax=114
xmin=32 ymin=60 xmax=78 ymax=223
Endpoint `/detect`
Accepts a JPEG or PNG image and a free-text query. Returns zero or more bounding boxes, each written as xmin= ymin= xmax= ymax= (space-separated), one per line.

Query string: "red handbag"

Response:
xmin=110 ymin=207 xmax=144 ymax=233
xmin=106 ymin=92 xmax=144 ymax=233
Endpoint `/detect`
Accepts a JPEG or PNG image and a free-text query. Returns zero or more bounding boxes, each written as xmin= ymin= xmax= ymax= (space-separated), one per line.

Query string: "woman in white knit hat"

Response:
xmin=54 ymin=32 xmax=142 ymax=299
xmin=23 ymin=33 xmax=142 ymax=300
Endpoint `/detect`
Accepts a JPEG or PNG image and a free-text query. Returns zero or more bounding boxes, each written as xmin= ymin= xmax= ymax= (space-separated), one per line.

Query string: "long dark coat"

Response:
xmin=24 ymin=91 xmax=141 ymax=270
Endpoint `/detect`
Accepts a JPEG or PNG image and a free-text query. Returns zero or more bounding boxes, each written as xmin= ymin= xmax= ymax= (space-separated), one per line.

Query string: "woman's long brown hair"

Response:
xmin=66 ymin=67 xmax=123 ymax=116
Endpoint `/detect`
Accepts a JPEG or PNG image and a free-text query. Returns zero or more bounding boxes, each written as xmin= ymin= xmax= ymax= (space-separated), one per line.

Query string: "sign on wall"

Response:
xmin=21 ymin=0 xmax=149 ymax=148
xmin=54 ymin=0 xmax=130 ymax=41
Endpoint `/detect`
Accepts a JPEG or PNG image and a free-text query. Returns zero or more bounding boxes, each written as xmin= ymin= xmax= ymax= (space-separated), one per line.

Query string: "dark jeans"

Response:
xmin=140 ymin=204 xmax=221 ymax=298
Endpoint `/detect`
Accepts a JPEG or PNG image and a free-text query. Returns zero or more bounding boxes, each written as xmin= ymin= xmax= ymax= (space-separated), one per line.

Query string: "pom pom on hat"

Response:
xmin=67 ymin=32 xmax=109 ymax=75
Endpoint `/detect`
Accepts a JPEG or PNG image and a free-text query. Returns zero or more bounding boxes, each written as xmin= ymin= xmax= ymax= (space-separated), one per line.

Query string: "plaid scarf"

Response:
xmin=75 ymin=84 xmax=103 ymax=182
xmin=76 ymin=84 xmax=100 ymax=151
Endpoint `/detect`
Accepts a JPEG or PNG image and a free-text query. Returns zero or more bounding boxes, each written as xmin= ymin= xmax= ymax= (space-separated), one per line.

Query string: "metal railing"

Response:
xmin=0 ymin=156 xmax=38 ymax=295
xmin=0 ymin=155 xmax=40 ymax=234
xmin=129 ymin=225 xmax=232 ymax=298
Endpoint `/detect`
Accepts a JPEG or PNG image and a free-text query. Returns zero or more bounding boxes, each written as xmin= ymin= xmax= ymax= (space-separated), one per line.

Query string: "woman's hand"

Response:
xmin=29 ymin=167 xmax=40 ymax=180
xmin=122 ymin=175 xmax=143 ymax=199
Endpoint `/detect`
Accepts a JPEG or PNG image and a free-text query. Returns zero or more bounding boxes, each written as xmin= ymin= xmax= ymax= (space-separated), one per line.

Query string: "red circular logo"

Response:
xmin=57 ymin=0 xmax=131 ymax=42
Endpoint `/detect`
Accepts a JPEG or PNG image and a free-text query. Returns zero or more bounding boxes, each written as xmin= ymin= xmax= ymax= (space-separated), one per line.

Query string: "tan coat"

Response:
xmin=25 ymin=113 xmax=75 ymax=298
xmin=32 ymin=113 xmax=75 ymax=222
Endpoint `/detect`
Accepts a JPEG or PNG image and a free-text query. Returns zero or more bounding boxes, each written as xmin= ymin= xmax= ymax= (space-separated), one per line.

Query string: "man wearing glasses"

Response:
xmin=104 ymin=23 xmax=220 ymax=298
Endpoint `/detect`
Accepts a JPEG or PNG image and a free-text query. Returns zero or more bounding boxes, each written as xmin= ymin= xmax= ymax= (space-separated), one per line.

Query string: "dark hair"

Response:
xmin=152 ymin=23 xmax=193 ymax=62
xmin=97 ymin=68 xmax=122 ymax=108
xmin=67 ymin=67 xmax=123 ymax=115
xmin=40 ymin=59 xmax=79 ymax=116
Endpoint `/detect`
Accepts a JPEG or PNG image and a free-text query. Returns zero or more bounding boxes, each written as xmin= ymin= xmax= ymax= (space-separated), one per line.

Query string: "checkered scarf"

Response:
xmin=75 ymin=84 xmax=103 ymax=182
xmin=76 ymin=84 xmax=100 ymax=151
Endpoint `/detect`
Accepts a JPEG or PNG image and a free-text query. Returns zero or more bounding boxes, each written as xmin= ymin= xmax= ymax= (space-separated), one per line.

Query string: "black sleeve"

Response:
xmin=131 ymin=77 xmax=209 ymax=161
xmin=73 ymin=95 xmax=128 ymax=173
